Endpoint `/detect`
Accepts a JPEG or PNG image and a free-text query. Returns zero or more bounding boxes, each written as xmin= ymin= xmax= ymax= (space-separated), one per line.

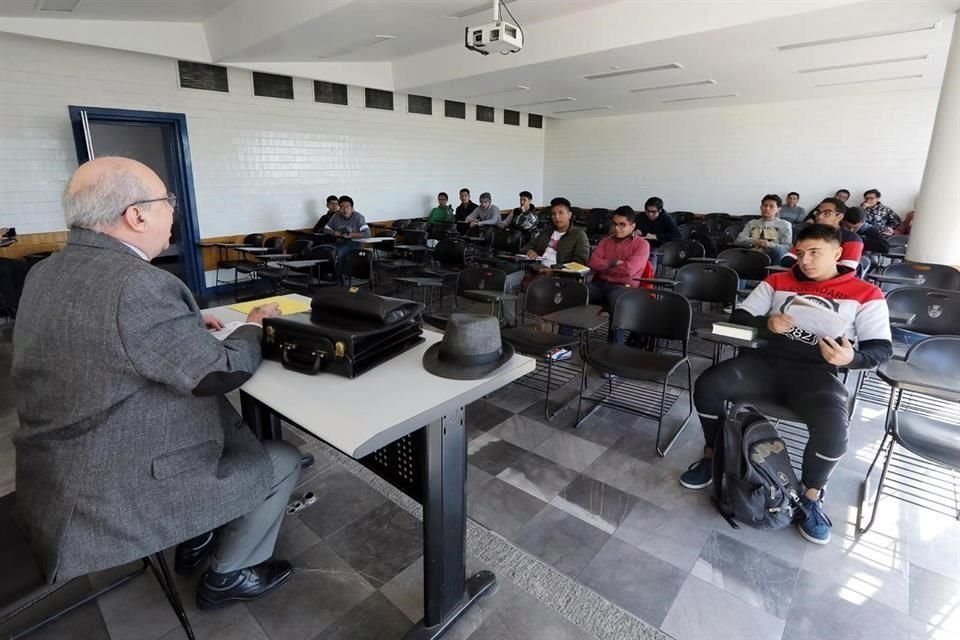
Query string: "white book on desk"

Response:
xmin=712 ymin=322 xmax=758 ymax=341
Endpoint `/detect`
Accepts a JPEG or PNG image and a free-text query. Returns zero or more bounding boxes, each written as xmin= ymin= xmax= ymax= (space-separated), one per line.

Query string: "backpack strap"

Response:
xmin=710 ymin=409 xmax=739 ymax=529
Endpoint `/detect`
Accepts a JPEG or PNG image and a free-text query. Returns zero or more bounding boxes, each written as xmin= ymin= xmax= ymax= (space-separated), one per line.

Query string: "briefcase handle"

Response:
xmin=280 ymin=341 xmax=332 ymax=375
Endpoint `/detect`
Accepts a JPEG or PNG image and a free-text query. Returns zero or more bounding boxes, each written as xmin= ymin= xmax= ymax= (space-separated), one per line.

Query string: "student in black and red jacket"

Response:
xmin=781 ymin=197 xmax=863 ymax=273
xmin=680 ymin=224 xmax=892 ymax=545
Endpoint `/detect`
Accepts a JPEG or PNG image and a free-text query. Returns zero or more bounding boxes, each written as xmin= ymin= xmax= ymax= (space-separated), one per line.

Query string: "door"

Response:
xmin=69 ymin=106 xmax=204 ymax=295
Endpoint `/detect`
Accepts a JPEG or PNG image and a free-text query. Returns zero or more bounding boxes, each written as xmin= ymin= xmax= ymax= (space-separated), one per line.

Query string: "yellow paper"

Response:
xmin=563 ymin=262 xmax=590 ymax=273
xmin=228 ymin=295 xmax=311 ymax=315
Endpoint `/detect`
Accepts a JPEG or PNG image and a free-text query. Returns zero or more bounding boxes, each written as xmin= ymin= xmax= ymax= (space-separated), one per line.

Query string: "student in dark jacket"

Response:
xmin=312 ymin=195 xmax=340 ymax=233
xmin=636 ymin=197 xmax=680 ymax=247
xmin=842 ymin=207 xmax=890 ymax=255
xmin=454 ymin=188 xmax=478 ymax=222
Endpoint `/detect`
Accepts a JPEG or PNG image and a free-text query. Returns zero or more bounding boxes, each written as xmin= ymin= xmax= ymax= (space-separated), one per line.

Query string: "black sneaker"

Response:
xmin=679 ymin=458 xmax=713 ymax=489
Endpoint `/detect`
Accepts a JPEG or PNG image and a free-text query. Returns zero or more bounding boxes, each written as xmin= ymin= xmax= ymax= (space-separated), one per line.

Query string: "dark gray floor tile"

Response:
xmin=783 ymin=570 xmax=912 ymax=640
xmin=0 ymin=577 xmax=110 ymax=640
xmin=467 ymin=433 xmax=528 ymax=476
xmin=465 ymin=399 xmax=514 ymax=436
xmin=246 ymin=540 xmax=375 ymax=640
xmin=158 ymin=606 xmax=268 ymax=640
xmin=509 ymin=504 xmax=610 ymax=578
xmin=379 ymin=558 xmax=424 ymax=623
xmin=579 ymin=536 xmax=687 ymax=628
xmin=95 ymin=569 xmax=181 ymax=640
xmin=550 ymin=474 xmax=635 ymax=534
xmin=466 ymin=581 xmax=597 ymax=640
xmin=325 ymin=502 xmax=423 ymax=588
xmin=315 ymin=592 xmax=411 ymax=640
xmin=274 ymin=513 xmax=323 ymax=561
xmin=662 ymin=575 xmax=785 ymax=640
xmin=497 ymin=451 xmax=579 ymax=502
xmin=692 ymin=530 xmax=800 ymax=619
xmin=467 ymin=463 xmax=494 ymax=497
xmin=614 ymin=497 xmax=715 ymax=572
xmin=467 ymin=477 xmax=548 ymax=538
xmin=909 ymin=564 xmax=960 ymax=626
xmin=297 ymin=466 xmax=387 ymax=538
xmin=484 ymin=384 xmax=546 ymax=414
xmin=488 ymin=414 xmax=558 ymax=451
xmin=581 ymin=448 xmax=654 ymax=498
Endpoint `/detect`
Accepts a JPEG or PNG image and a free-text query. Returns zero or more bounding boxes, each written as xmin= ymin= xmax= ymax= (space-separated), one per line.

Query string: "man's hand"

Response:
xmin=819 ymin=335 xmax=855 ymax=366
xmin=246 ymin=302 xmax=281 ymax=326
xmin=755 ymin=239 xmax=769 ymax=249
xmin=608 ymin=259 xmax=621 ymax=268
xmin=526 ymin=249 xmax=540 ymax=260
xmin=767 ymin=313 xmax=796 ymax=334
xmin=202 ymin=314 xmax=225 ymax=331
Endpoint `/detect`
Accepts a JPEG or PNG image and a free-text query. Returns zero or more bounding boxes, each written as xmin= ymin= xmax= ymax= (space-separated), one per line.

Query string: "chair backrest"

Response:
xmin=888 ymin=235 xmax=909 ymax=249
xmin=392 ymin=219 xmax=410 ymax=230
xmin=264 ymin=236 xmax=285 ymax=251
xmin=885 ymin=287 xmax=960 ymax=335
xmin=434 ymin=238 xmax=467 ymax=269
xmin=674 ymin=263 xmax=740 ymax=306
xmin=722 ymin=223 xmax=744 ymax=244
xmin=611 ymin=289 xmax=692 ymax=346
xmin=677 ymin=223 xmax=695 ymax=241
xmin=704 ymin=212 xmax=732 ymax=219
xmin=659 ymin=240 xmax=706 ymax=269
xmin=403 ymin=229 xmax=428 ymax=246
xmin=243 ymin=233 xmax=264 ymax=247
xmin=884 ymin=262 xmax=960 ymax=291
xmin=304 ymin=244 xmax=337 ymax=280
xmin=717 ymin=248 xmax=771 ymax=281
xmin=904 ymin=335 xmax=960 ymax=384
xmin=289 ymin=239 xmax=314 ymax=257
xmin=537 ymin=208 xmax=553 ymax=225
xmin=670 ymin=211 xmax=697 ymax=225
xmin=523 ymin=277 xmax=589 ymax=317
xmin=405 ymin=220 xmax=428 ymax=231
xmin=456 ymin=266 xmax=506 ymax=295
xmin=492 ymin=228 xmax=523 ymax=254
xmin=376 ymin=230 xmax=398 ymax=238
xmin=586 ymin=209 xmax=611 ymax=236
xmin=429 ymin=223 xmax=458 ymax=239
xmin=466 ymin=225 xmax=495 ymax=246
xmin=343 ymin=249 xmax=373 ymax=280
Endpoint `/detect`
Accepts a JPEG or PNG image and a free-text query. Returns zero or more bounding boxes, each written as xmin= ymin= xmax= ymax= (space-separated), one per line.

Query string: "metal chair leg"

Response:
xmin=544 ymin=356 xmax=554 ymax=420
xmin=147 ymin=553 xmax=196 ymax=640
xmin=857 ymin=435 xmax=896 ymax=535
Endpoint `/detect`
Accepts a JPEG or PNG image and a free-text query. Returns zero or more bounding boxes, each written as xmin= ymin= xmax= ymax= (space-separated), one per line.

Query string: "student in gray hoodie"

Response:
xmin=465 ymin=192 xmax=501 ymax=227
xmin=736 ymin=194 xmax=792 ymax=263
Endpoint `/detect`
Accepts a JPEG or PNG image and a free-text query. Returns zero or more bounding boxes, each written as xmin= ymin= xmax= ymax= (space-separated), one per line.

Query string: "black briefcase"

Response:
xmin=261 ymin=290 xmax=424 ymax=377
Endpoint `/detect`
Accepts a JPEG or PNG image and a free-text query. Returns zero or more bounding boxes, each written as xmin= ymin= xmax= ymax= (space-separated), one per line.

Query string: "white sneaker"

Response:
xmin=548 ymin=347 xmax=573 ymax=361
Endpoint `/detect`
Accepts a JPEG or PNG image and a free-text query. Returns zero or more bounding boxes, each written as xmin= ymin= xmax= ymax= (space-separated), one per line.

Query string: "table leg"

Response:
xmin=404 ymin=406 xmax=496 ymax=640
xmin=240 ymin=390 xmax=283 ymax=440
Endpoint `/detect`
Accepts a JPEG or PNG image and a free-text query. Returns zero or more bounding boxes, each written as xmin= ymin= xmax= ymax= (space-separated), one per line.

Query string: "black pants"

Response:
xmin=693 ymin=351 xmax=850 ymax=488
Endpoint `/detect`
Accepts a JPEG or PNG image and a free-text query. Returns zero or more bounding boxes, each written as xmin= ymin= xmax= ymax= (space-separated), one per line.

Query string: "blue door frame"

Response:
xmin=68 ymin=105 xmax=206 ymax=295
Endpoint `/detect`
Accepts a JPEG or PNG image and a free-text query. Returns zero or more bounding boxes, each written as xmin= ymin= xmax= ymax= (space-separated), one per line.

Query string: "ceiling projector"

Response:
xmin=465 ymin=0 xmax=523 ymax=55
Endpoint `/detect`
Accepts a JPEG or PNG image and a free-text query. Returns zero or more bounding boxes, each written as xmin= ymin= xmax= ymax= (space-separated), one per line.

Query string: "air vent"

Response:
xmin=528 ymin=113 xmax=543 ymax=128
xmin=583 ymin=63 xmax=683 ymax=80
xmin=178 ymin=61 xmax=229 ymax=93
xmin=408 ymin=94 xmax=433 ymax=115
xmin=253 ymin=72 xmax=294 ymax=100
xmin=476 ymin=105 xmax=495 ymax=123
xmin=365 ymin=88 xmax=394 ymax=111
xmin=445 ymin=100 xmax=466 ymax=119
xmin=504 ymin=109 xmax=520 ymax=126
xmin=314 ymin=80 xmax=348 ymax=105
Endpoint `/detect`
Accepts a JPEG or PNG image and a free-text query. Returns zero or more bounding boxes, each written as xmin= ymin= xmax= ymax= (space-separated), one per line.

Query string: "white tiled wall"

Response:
xmin=543 ymin=91 xmax=940 ymax=215
xmin=0 ymin=33 xmax=545 ymax=237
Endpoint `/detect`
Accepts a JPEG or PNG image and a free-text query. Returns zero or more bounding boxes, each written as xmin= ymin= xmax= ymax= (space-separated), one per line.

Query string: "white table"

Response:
xmin=207 ymin=296 xmax=535 ymax=638
xmin=354 ymin=236 xmax=395 ymax=244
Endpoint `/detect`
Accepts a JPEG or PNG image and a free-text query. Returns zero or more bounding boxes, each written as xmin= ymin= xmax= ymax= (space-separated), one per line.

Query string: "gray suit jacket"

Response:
xmin=12 ymin=228 xmax=273 ymax=582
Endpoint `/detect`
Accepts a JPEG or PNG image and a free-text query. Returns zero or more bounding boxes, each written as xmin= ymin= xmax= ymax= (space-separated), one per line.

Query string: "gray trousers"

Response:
xmin=211 ymin=440 xmax=301 ymax=573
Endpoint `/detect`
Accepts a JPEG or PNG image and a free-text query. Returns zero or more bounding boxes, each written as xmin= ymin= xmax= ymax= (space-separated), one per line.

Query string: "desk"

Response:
xmin=354 ymin=236 xmax=395 ymax=245
xmin=207 ymin=298 xmax=536 ymax=639
xmin=876 ymin=359 xmax=960 ymax=398
xmin=692 ymin=327 xmax=765 ymax=364
xmin=867 ymin=274 xmax=924 ymax=287
xmin=542 ymin=305 xmax=606 ymax=356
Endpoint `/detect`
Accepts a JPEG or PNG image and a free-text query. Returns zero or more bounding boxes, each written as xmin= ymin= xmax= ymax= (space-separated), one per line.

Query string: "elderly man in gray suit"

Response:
xmin=13 ymin=157 xmax=301 ymax=609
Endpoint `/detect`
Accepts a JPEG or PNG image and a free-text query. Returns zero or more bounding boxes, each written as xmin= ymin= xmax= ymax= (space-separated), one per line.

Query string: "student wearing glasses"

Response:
xmin=586 ymin=206 xmax=651 ymax=343
xmin=860 ymin=189 xmax=900 ymax=236
xmin=636 ymin=197 xmax=680 ymax=247
xmin=781 ymin=198 xmax=863 ymax=273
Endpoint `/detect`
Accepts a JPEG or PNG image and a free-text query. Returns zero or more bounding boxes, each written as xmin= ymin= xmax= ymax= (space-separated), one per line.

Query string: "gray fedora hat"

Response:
xmin=423 ymin=313 xmax=514 ymax=380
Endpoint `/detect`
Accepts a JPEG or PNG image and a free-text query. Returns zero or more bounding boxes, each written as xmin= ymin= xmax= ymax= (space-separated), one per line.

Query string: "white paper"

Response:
xmin=210 ymin=321 xmax=246 ymax=341
xmin=786 ymin=297 xmax=849 ymax=338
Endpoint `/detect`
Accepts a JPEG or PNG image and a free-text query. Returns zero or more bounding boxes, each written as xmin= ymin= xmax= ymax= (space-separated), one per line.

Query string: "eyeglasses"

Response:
xmin=611 ymin=222 xmax=635 ymax=228
xmin=120 ymin=192 xmax=177 ymax=217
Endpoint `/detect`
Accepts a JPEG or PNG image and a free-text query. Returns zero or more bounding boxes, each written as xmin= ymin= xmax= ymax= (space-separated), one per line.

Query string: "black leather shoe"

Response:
xmin=196 ymin=560 xmax=294 ymax=610
xmin=174 ymin=531 xmax=217 ymax=576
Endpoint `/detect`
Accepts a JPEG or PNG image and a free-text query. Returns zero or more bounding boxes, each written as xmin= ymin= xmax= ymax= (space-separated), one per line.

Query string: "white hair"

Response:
xmin=62 ymin=164 xmax=153 ymax=230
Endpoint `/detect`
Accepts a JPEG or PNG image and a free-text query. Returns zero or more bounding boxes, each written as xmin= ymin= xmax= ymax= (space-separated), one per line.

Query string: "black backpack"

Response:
xmin=711 ymin=404 xmax=806 ymax=530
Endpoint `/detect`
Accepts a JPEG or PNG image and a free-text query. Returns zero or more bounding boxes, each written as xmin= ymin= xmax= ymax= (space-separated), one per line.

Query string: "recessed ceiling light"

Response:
xmin=509 ymin=97 xmax=576 ymax=107
xmin=583 ymin=63 xmax=683 ymax=80
xmin=629 ymin=79 xmax=717 ymax=93
xmin=662 ymin=93 xmax=739 ymax=104
xmin=447 ymin=0 xmax=517 ymax=19
xmin=464 ymin=85 xmax=531 ymax=98
xmin=35 ymin=0 xmax=81 ymax=11
xmin=777 ymin=22 xmax=940 ymax=51
xmin=813 ymin=74 xmax=923 ymax=88
xmin=798 ymin=55 xmax=928 ymax=74
xmin=553 ymin=106 xmax=614 ymax=114
xmin=317 ymin=35 xmax=396 ymax=59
